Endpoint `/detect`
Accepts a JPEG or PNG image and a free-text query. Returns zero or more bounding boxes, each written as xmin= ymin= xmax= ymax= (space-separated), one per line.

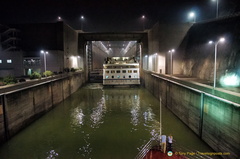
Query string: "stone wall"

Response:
xmin=0 ymin=72 xmax=85 ymax=144
xmin=147 ymin=22 xmax=192 ymax=74
xmin=142 ymin=71 xmax=240 ymax=159
xmin=178 ymin=15 xmax=240 ymax=81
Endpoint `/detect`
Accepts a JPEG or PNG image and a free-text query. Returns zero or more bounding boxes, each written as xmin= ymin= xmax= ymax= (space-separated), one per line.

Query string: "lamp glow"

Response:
xmin=220 ymin=73 xmax=240 ymax=87
xmin=189 ymin=12 xmax=195 ymax=18
xmin=188 ymin=12 xmax=196 ymax=23
xmin=219 ymin=37 xmax=225 ymax=42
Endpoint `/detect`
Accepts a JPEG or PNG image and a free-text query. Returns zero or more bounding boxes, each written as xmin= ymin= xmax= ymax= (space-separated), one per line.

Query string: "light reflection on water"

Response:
xmin=90 ymin=96 xmax=106 ymax=128
xmin=46 ymin=150 xmax=59 ymax=159
xmin=0 ymin=84 xmax=214 ymax=159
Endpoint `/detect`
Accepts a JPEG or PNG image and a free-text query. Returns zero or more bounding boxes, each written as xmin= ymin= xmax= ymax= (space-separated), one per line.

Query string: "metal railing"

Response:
xmin=151 ymin=73 xmax=240 ymax=107
xmin=135 ymin=134 xmax=159 ymax=159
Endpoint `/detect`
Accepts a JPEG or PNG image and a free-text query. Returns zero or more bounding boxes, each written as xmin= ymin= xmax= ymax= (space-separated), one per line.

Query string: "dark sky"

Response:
xmin=0 ymin=0 xmax=239 ymax=32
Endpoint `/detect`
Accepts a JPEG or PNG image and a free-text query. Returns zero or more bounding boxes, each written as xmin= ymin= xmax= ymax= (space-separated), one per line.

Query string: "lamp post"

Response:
xmin=168 ymin=49 xmax=175 ymax=75
xmin=141 ymin=15 xmax=145 ymax=30
xmin=81 ymin=15 xmax=84 ymax=30
xmin=189 ymin=12 xmax=196 ymax=23
xmin=40 ymin=50 xmax=48 ymax=72
xmin=145 ymin=55 xmax=148 ymax=70
xmin=212 ymin=0 xmax=219 ymax=18
xmin=155 ymin=53 xmax=158 ymax=72
xmin=208 ymin=37 xmax=225 ymax=88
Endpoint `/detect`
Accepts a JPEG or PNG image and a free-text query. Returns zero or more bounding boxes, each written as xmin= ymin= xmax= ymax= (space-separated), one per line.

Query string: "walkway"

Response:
xmin=151 ymin=72 xmax=240 ymax=105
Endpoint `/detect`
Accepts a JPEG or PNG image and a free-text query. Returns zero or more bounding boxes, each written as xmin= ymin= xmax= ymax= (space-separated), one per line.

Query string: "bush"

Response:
xmin=30 ymin=72 xmax=41 ymax=79
xmin=43 ymin=70 xmax=53 ymax=77
xmin=64 ymin=68 xmax=70 ymax=72
xmin=70 ymin=68 xmax=77 ymax=72
xmin=0 ymin=81 xmax=5 ymax=86
xmin=3 ymin=75 xmax=17 ymax=85
xmin=19 ymin=78 xmax=26 ymax=82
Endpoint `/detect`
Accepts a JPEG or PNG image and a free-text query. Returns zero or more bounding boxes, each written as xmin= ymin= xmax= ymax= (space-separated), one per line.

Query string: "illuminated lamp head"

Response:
xmin=220 ymin=73 xmax=240 ymax=87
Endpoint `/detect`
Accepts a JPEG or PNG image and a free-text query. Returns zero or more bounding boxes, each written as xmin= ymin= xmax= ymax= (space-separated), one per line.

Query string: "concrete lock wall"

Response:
xmin=0 ymin=72 xmax=85 ymax=144
xmin=0 ymin=98 xmax=6 ymax=142
xmin=142 ymin=71 xmax=240 ymax=159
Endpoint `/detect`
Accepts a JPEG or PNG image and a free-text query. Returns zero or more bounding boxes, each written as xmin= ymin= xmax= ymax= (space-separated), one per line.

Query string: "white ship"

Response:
xmin=103 ymin=57 xmax=140 ymax=86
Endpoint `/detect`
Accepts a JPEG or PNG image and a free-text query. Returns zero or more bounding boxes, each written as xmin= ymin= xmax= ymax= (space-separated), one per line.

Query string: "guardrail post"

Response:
xmin=199 ymin=92 xmax=204 ymax=138
xmin=2 ymin=95 xmax=9 ymax=141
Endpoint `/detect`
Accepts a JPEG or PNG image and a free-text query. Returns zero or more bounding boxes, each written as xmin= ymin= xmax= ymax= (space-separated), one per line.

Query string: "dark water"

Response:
xmin=0 ymin=84 xmax=215 ymax=159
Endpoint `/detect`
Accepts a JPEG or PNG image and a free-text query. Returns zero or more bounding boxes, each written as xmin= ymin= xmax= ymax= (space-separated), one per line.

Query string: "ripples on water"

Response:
xmin=68 ymin=85 xmax=161 ymax=158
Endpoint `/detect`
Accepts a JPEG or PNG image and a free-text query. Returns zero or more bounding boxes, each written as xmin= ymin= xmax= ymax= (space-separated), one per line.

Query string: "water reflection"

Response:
xmin=71 ymin=107 xmax=85 ymax=127
xmin=143 ymin=108 xmax=154 ymax=123
xmin=71 ymin=93 xmax=106 ymax=158
xmin=130 ymin=94 xmax=141 ymax=128
xmin=78 ymin=134 xmax=92 ymax=158
xmin=90 ymin=96 xmax=106 ymax=128
xmin=131 ymin=106 xmax=140 ymax=126
xmin=46 ymin=150 xmax=59 ymax=159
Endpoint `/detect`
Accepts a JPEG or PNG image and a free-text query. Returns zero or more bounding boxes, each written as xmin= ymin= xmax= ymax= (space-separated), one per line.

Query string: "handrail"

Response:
xmin=151 ymin=74 xmax=240 ymax=107
xmin=135 ymin=134 xmax=159 ymax=159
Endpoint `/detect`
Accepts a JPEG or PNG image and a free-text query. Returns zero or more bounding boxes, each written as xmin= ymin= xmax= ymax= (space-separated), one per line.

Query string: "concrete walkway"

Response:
xmin=151 ymin=73 xmax=240 ymax=105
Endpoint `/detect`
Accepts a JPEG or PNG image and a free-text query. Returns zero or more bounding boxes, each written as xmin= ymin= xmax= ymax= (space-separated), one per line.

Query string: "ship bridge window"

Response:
xmin=134 ymin=70 xmax=138 ymax=73
xmin=122 ymin=70 xmax=126 ymax=73
xmin=111 ymin=70 xmax=115 ymax=73
xmin=116 ymin=70 xmax=120 ymax=73
xmin=106 ymin=70 xmax=109 ymax=74
xmin=128 ymin=70 xmax=132 ymax=73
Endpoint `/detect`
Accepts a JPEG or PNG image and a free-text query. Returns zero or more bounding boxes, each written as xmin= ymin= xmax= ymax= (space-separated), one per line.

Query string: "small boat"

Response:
xmin=135 ymin=96 xmax=188 ymax=159
xmin=135 ymin=137 xmax=188 ymax=159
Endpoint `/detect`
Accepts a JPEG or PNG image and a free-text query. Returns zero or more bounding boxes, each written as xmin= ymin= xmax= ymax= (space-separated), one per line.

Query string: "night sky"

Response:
xmin=0 ymin=0 xmax=239 ymax=32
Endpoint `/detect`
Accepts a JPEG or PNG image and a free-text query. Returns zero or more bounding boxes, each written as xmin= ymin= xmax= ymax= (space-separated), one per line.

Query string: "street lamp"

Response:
xmin=145 ymin=55 xmax=148 ymax=70
xmin=154 ymin=53 xmax=158 ymax=72
xmin=208 ymin=37 xmax=225 ymax=88
xmin=212 ymin=0 xmax=219 ymax=18
xmin=168 ymin=49 xmax=175 ymax=75
xmin=40 ymin=50 xmax=48 ymax=72
xmin=189 ymin=12 xmax=196 ymax=23
xmin=141 ymin=15 xmax=145 ymax=30
xmin=80 ymin=15 xmax=84 ymax=30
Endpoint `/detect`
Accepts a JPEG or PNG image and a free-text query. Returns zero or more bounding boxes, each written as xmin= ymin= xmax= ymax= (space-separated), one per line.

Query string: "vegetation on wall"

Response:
xmin=2 ymin=76 xmax=17 ymax=85
xmin=30 ymin=72 xmax=41 ymax=79
xmin=43 ymin=71 xmax=53 ymax=77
